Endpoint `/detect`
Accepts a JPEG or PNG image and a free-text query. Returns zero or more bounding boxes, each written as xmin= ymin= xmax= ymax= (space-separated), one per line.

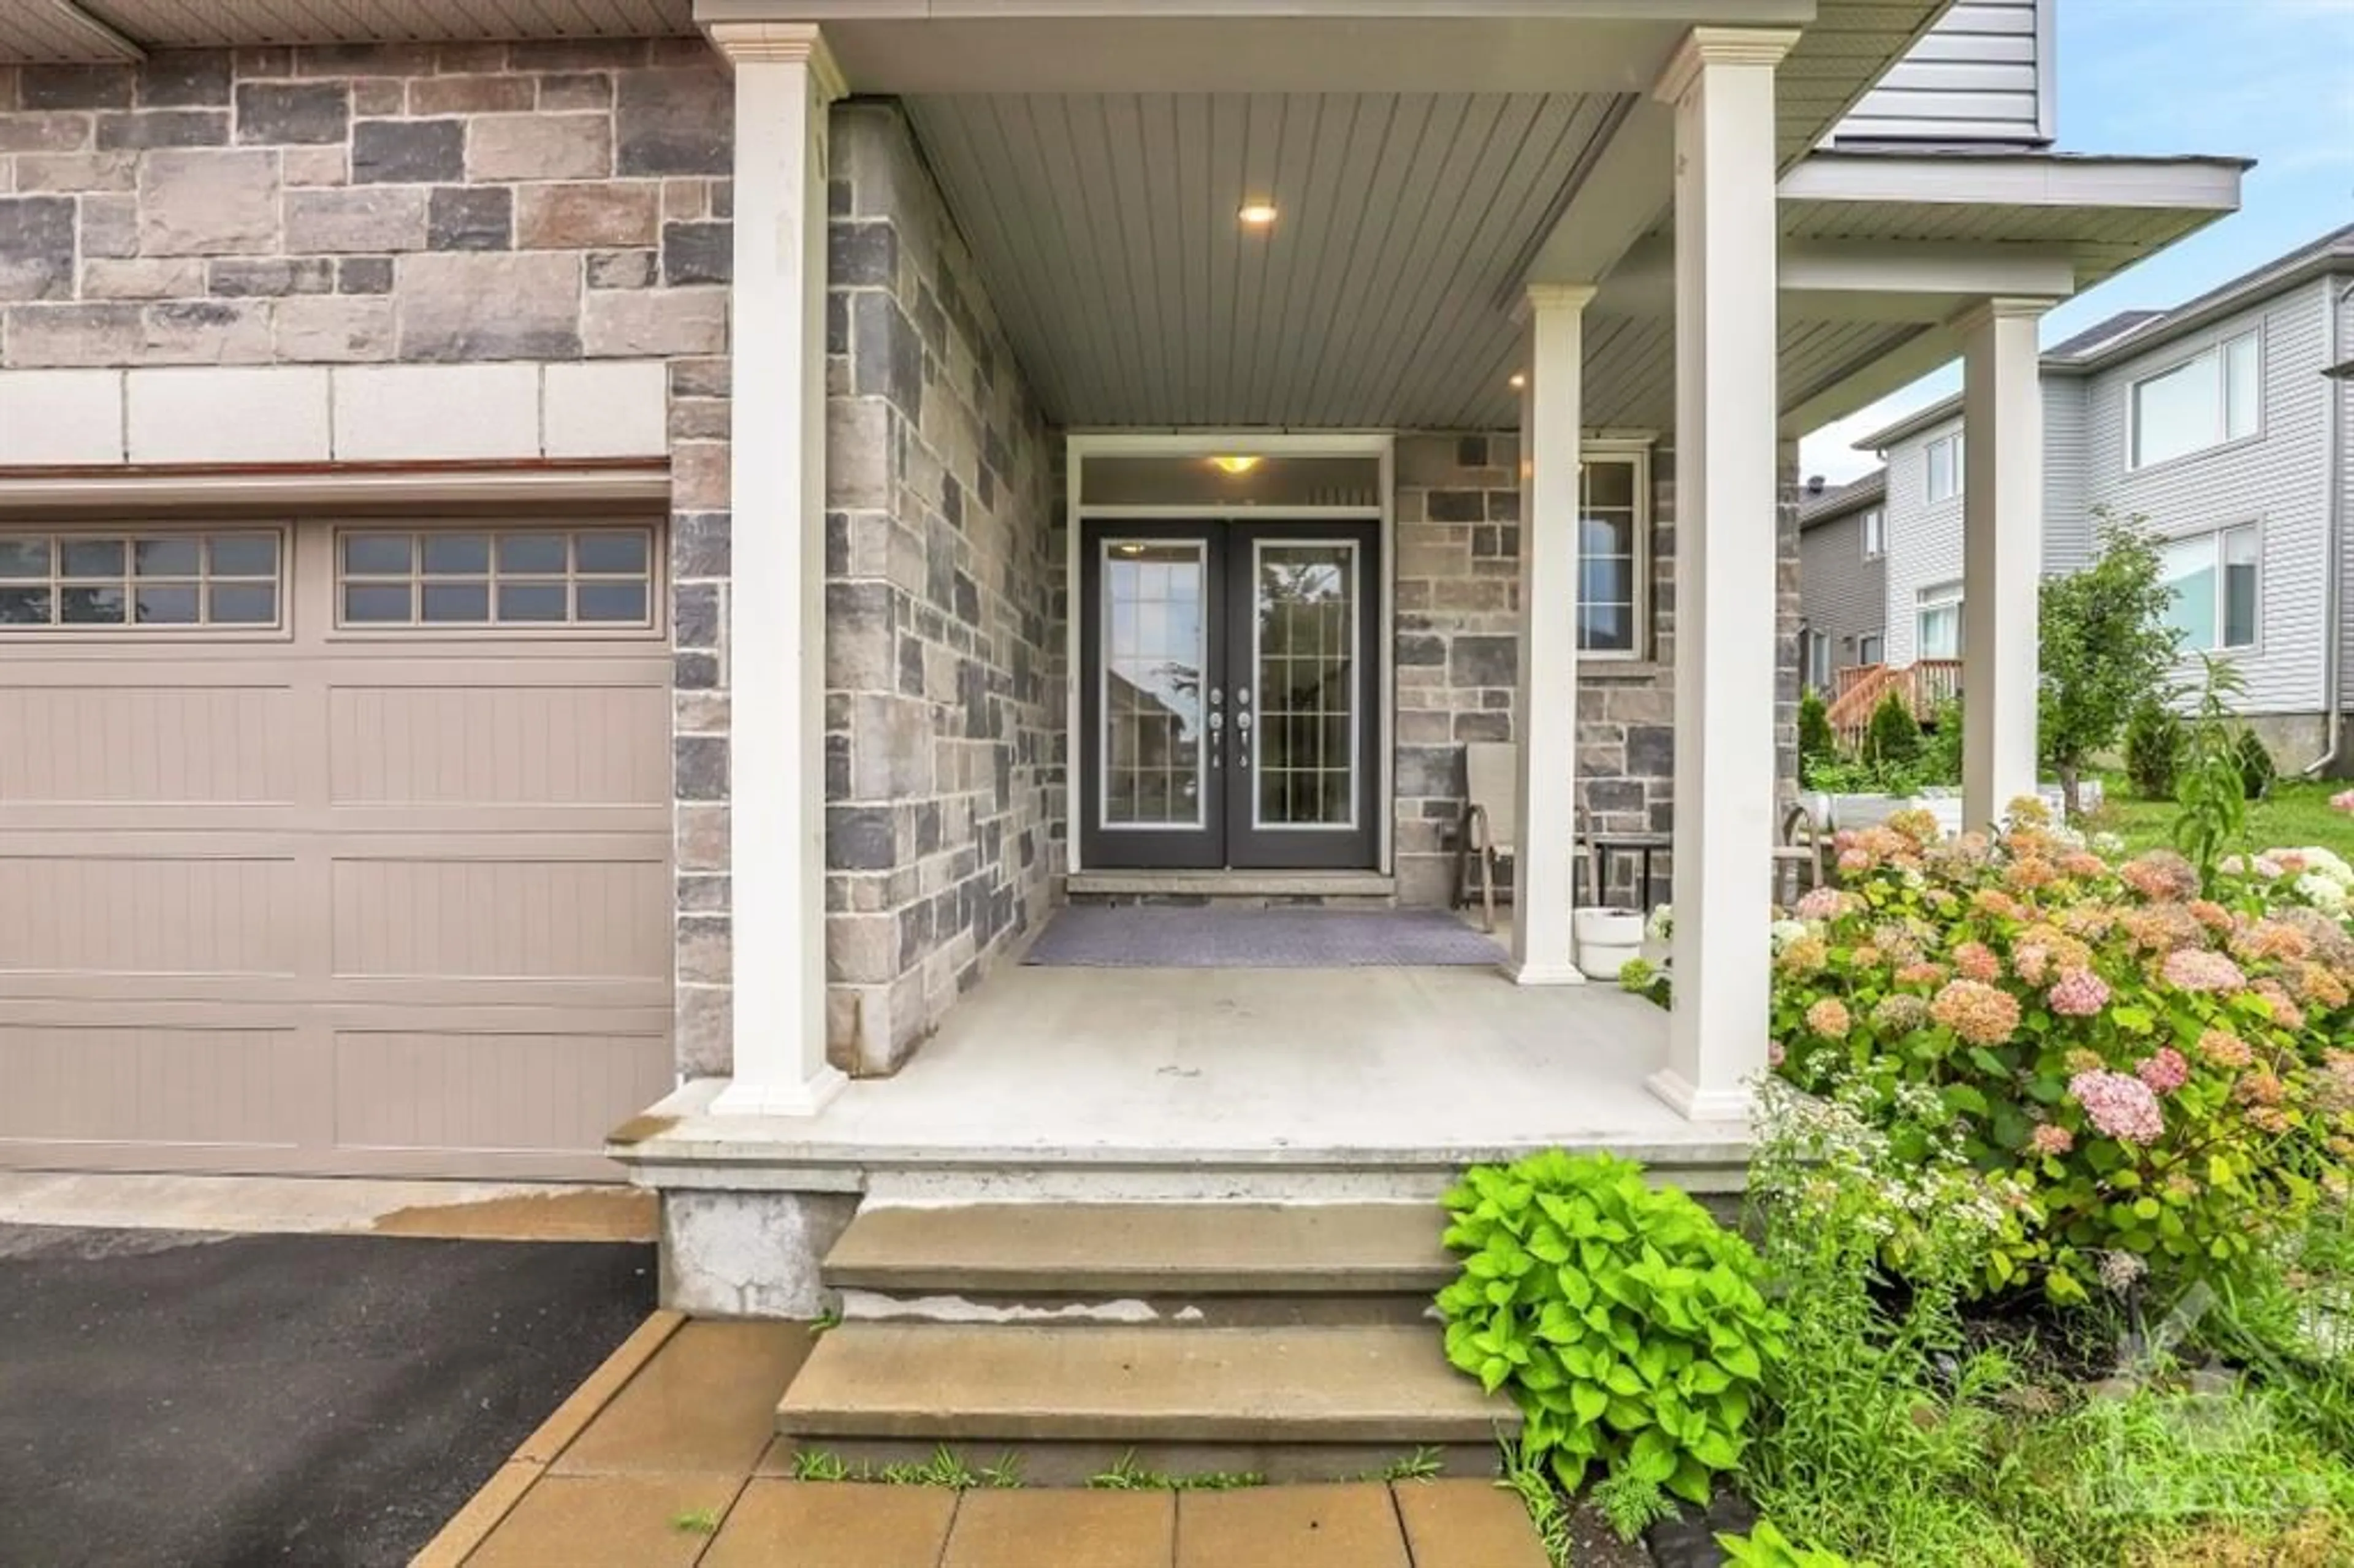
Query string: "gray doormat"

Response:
xmin=1023 ymin=905 xmax=1507 ymax=968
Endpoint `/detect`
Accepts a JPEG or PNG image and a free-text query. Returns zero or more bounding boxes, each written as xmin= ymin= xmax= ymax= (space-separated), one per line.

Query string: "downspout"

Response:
xmin=2307 ymin=273 xmax=2353 ymax=778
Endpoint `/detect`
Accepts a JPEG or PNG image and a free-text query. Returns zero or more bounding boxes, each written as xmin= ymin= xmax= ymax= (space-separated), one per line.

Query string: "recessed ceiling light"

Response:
xmin=1509 ymin=372 xmax=1528 ymax=390
xmin=1209 ymin=455 xmax=1263 ymax=476
xmin=1238 ymin=202 xmax=1279 ymax=227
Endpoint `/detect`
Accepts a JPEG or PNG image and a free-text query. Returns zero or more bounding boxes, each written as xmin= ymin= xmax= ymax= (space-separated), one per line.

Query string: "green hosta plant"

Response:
xmin=1436 ymin=1151 xmax=1786 ymax=1506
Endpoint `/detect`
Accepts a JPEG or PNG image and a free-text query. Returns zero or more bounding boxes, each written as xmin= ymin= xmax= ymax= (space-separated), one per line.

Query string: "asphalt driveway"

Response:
xmin=0 ymin=1223 xmax=655 ymax=1568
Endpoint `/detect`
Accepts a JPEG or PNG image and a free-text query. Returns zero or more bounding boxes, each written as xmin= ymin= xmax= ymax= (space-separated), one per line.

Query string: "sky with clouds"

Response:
xmin=1796 ymin=0 xmax=2354 ymax=485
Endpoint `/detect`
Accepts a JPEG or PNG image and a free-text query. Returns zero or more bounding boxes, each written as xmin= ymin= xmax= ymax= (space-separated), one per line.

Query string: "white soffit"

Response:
xmin=907 ymin=91 xmax=1625 ymax=430
xmin=0 ymin=0 xmax=693 ymax=59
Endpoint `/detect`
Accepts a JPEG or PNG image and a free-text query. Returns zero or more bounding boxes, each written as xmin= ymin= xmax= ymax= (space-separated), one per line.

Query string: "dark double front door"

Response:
xmin=1080 ymin=520 xmax=1381 ymax=872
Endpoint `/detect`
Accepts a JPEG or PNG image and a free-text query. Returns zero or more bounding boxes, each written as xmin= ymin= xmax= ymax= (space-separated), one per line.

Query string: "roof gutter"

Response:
xmin=2307 ymin=275 xmax=2352 ymax=778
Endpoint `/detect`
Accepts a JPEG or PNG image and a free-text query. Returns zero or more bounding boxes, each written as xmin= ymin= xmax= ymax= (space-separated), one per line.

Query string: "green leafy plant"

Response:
xmin=2173 ymin=656 xmax=2253 ymax=889
xmin=1591 ymin=1467 xmax=1679 ymax=1540
xmin=1864 ymin=689 xmax=1925 ymax=773
xmin=1498 ymin=1436 xmax=1576 ymax=1568
xmin=1799 ymin=688 xmax=1840 ymax=783
xmin=791 ymin=1447 xmax=853 ymax=1482
xmin=1363 ymin=1446 xmax=1445 ymax=1483
xmin=2038 ymin=510 xmax=2185 ymax=819
xmin=1437 ymin=1151 xmax=1785 ymax=1505
xmin=2125 ymin=698 xmax=2187 ymax=802
xmin=1918 ymin=695 xmax=1965 ymax=790
xmin=2236 ymin=728 xmax=2279 ymax=801
xmin=1807 ymin=755 xmax=1925 ymax=798
xmin=1718 ymin=1520 xmax=1864 ymax=1567
xmin=670 ymin=1507 xmax=722 ymax=1536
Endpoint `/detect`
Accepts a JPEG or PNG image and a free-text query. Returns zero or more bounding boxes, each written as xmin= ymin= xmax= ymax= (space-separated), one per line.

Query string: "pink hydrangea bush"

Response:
xmin=1770 ymin=799 xmax=2354 ymax=1303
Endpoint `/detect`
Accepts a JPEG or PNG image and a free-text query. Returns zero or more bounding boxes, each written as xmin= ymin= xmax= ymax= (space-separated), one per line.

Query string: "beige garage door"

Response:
xmin=0 ymin=516 xmax=676 ymax=1179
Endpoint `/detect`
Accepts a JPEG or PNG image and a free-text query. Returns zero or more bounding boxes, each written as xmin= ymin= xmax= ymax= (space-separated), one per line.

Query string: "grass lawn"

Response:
xmin=2083 ymin=774 xmax=2354 ymax=858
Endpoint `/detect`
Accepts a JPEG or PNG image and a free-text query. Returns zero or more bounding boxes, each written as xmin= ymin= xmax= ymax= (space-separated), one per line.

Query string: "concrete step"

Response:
xmin=777 ymin=1323 xmax=1517 ymax=1458
xmin=822 ymin=1201 xmax=1453 ymax=1298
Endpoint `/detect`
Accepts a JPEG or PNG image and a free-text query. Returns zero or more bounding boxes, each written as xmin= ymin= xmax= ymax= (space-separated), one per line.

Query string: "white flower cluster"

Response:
xmin=1647 ymin=904 xmax=1675 ymax=943
xmin=2228 ymin=846 xmax=2354 ymax=921
xmin=1769 ymin=917 xmax=1813 ymax=954
xmin=1750 ymin=1076 xmax=2024 ymax=1273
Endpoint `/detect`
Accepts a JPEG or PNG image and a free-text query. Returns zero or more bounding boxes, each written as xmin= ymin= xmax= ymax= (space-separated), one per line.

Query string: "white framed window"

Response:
xmin=0 ymin=529 xmax=283 ymax=630
xmin=2130 ymin=330 xmax=2260 ymax=470
xmin=1915 ymin=580 xmax=1964 ymax=659
xmin=1924 ymin=433 xmax=1964 ymax=504
xmin=1804 ymin=629 xmax=1832 ymax=692
xmin=1861 ymin=507 xmax=1886 ymax=560
xmin=2159 ymin=522 xmax=2261 ymax=652
xmin=335 ymin=526 xmax=656 ymax=629
xmin=1857 ymin=631 xmax=1885 ymax=666
xmin=1576 ymin=446 xmax=1650 ymax=658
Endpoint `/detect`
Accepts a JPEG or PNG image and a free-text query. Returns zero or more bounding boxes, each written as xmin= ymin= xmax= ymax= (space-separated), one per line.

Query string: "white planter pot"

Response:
xmin=1828 ymin=793 xmax=1912 ymax=831
xmin=1573 ymin=907 xmax=1647 ymax=980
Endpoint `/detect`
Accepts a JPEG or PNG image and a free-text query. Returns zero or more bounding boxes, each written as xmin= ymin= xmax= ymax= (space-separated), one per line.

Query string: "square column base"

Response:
xmin=1506 ymin=960 xmax=1588 ymax=986
xmin=709 ymin=1064 xmax=848 ymax=1119
xmin=659 ymin=1187 xmax=859 ymax=1319
xmin=1645 ymin=1067 xmax=1753 ymax=1123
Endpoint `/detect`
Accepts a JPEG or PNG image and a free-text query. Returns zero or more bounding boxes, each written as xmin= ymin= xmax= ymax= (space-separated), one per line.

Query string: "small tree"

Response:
xmin=2174 ymin=655 xmax=2252 ymax=891
xmin=2038 ymin=509 xmax=2182 ymax=817
xmin=2122 ymin=697 xmax=2185 ymax=801
xmin=1797 ymin=688 xmax=1839 ymax=784
xmin=1864 ymin=688 xmax=1923 ymax=771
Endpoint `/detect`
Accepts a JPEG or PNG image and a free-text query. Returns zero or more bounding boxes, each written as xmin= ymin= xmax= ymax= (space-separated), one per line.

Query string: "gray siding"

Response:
xmin=2341 ymin=283 xmax=2354 ymax=723
xmin=1800 ymin=508 xmax=1886 ymax=676
xmin=1879 ymin=416 xmax=1968 ymax=666
xmin=2082 ymin=280 xmax=2335 ymax=716
xmin=2043 ymin=378 xmax=2092 ymax=571
xmin=1831 ymin=0 xmax=2052 ymax=145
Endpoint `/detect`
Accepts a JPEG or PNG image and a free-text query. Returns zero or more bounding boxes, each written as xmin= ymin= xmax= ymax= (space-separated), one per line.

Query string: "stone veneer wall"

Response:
xmin=1392 ymin=432 xmax=1800 ymax=911
xmin=0 ymin=42 xmax=746 ymax=1075
xmin=820 ymin=104 xmax=1059 ymax=1076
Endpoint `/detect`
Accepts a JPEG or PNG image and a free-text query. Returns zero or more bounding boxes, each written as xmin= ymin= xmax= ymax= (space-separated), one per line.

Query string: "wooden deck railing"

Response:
xmin=1824 ymin=659 xmax=1962 ymax=745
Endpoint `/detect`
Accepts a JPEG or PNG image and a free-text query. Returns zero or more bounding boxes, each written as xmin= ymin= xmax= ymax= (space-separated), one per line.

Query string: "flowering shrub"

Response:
xmin=1770 ymin=799 xmax=2354 ymax=1303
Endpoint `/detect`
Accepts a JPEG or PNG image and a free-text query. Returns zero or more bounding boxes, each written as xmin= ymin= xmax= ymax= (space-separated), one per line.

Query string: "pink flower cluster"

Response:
xmin=2047 ymin=969 xmax=2111 ymax=1018
xmin=1805 ymin=998 xmax=1853 ymax=1040
xmin=1931 ymin=978 xmax=2021 ymax=1046
xmin=2197 ymin=1029 xmax=2253 ymax=1070
xmin=2029 ymin=1122 xmax=2075 ymax=1157
xmin=2333 ymin=788 xmax=2354 ymax=816
xmin=1953 ymin=941 xmax=2003 ymax=983
xmin=2069 ymin=1069 xmax=2166 ymax=1144
xmin=2160 ymin=948 xmax=2248 ymax=994
xmin=2136 ymin=1048 xmax=2190 ymax=1095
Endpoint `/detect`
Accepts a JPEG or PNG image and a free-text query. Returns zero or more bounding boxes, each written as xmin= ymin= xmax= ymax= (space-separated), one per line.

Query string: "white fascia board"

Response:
xmin=1779 ymin=152 xmax=2247 ymax=211
xmin=1523 ymin=98 xmax=1673 ymax=294
xmin=1779 ymin=238 xmax=2074 ymax=301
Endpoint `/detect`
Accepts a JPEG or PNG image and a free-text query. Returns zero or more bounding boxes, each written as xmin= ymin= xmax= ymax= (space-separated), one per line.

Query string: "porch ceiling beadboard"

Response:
xmin=905 ymin=91 xmax=1623 ymax=431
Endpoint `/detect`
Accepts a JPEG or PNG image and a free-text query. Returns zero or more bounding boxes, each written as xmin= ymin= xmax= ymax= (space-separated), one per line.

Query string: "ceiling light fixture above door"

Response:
xmin=1238 ymin=202 xmax=1279 ymax=227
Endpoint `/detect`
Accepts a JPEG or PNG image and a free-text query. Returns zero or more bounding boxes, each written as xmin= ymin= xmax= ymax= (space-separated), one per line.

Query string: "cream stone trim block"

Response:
xmin=0 ymin=370 xmax=125 ymax=466
xmin=0 ymin=363 xmax=672 ymax=468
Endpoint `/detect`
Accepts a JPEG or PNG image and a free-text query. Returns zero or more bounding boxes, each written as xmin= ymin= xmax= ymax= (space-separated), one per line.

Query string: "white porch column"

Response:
xmin=1511 ymin=285 xmax=1596 ymax=984
xmin=1958 ymin=298 xmax=2049 ymax=828
xmin=709 ymin=23 xmax=846 ymax=1117
xmin=1650 ymin=27 xmax=1796 ymax=1121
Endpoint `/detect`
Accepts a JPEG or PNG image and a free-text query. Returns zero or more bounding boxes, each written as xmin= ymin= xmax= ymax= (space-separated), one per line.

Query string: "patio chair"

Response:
xmin=1775 ymin=801 xmax=1827 ymax=905
xmin=1453 ymin=742 xmax=1594 ymax=933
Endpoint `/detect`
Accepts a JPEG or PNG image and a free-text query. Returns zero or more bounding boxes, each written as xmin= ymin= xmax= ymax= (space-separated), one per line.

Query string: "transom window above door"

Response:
xmin=0 ymin=530 xmax=281 ymax=629
xmin=337 ymin=527 xmax=655 ymax=629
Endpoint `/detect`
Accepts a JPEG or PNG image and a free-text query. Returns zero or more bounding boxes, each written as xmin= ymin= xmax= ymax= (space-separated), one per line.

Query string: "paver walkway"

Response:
xmin=437 ymin=1317 xmax=1553 ymax=1567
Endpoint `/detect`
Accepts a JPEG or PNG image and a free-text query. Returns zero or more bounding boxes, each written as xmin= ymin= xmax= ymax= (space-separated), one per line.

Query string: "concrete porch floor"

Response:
xmin=619 ymin=938 xmax=1749 ymax=1197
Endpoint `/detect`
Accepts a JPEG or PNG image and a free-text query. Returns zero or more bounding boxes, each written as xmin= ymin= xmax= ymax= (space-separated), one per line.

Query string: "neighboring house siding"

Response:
xmin=1799 ymin=507 xmax=1884 ymax=672
xmin=1878 ymin=417 xmax=1967 ymax=666
xmin=2081 ymin=280 xmax=2334 ymax=716
xmin=2340 ymin=282 xmax=2354 ymax=734
xmin=2043 ymin=378 xmax=2092 ymax=571
xmin=1830 ymin=0 xmax=2051 ymax=145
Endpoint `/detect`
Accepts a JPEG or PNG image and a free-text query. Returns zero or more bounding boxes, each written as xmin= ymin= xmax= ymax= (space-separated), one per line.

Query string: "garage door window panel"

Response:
xmin=338 ymin=527 xmax=656 ymax=630
xmin=0 ymin=530 xmax=282 ymax=630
